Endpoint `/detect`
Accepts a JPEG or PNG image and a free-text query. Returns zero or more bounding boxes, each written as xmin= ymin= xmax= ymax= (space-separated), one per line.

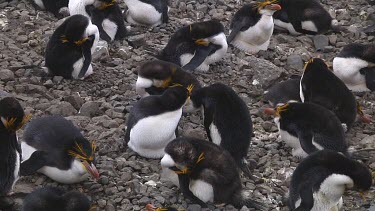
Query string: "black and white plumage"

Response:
xmin=125 ymin=86 xmax=190 ymax=158
xmin=158 ymin=20 xmax=228 ymax=72
xmin=45 ymin=15 xmax=99 ymax=79
xmin=287 ymin=150 xmax=372 ymax=211
xmin=20 ymin=116 xmax=99 ymax=184
xmin=22 ymin=187 xmax=92 ymax=211
xmin=263 ymin=78 xmax=301 ymax=106
xmin=333 ymin=43 xmax=375 ymax=92
xmin=184 ymin=83 xmax=253 ymax=177
xmin=228 ymin=2 xmax=281 ymax=54
xmin=124 ymin=0 xmax=169 ymax=27
xmin=32 ymin=0 xmax=69 ymax=17
xmin=160 ymin=137 xmax=266 ymax=210
xmin=135 ymin=60 xmax=201 ymax=98
xmin=264 ymin=102 xmax=348 ymax=158
xmin=300 ymin=58 xmax=357 ymax=131
xmin=273 ymin=0 xmax=333 ymax=35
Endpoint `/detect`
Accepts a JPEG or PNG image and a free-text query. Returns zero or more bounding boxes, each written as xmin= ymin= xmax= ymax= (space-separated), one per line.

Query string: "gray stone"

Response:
xmin=287 ymin=54 xmax=304 ymax=70
xmin=46 ymin=102 xmax=77 ymax=116
xmin=187 ymin=204 xmax=201 ymax=211
xmin=0 ymin=69 xmax=14 ymax=81
xmin=105 ymin=204 xmax=116 ymax=211
xmin=93 ymin=40 xmax=109 ymax=61
xmin=64 ymin=94 xmax=84 ymax=110
xmin=53 ymin=76 xmax=64 ymax=83
xmin=43 ymin=79 xmax=53 ymax=88
xmin=79 ymin=101 xmax=101 ymax=117
xmin=127 ymin=34 xmax=146 ymax=48
xmin=313 ymin=35 xmax=329 ymax=51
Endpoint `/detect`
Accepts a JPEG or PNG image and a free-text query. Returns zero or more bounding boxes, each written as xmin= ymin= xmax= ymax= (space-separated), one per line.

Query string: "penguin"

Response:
xmin=333 ymin=43 xmax=375 ymax=92
xmin=69 ymin=0 xmax=95 ymax=17
xmin=124 ymin=0 xmax=169 ymax=27
xmin=263 ymin=77 xmax=301 ymax=106
xmin=287 ymin=150 xmax=373 ymax=211
xmin=45 ymin=14 xmax=99 ymax=79
xmin=135 ymin=60 xmax=201 ymax=98
xmin=273 ymin=0 xmax=333 ymax=35
xmin=183 ymin=83 xmax=253 ymax=178
xmin=264 ymin=102 xmax=348 ymax=158
xmin=22 ymin=187 xmax=92 ymax=211
xmin=145 ymin=204 xmax=179 ymax=211
xmin=32 ymin=0 xmax=69 ymax=17
xmin=158 ymin=20 xmax=228 ymax=72
xmin=0 ymin=97 xmax=29 ymax=209
xmin=300 ymin=58 xmax=357 ymax=131
xmin=20 ymin=115 xmax=99 ymax=184
xmin=85 ymin=0 xmax=127 ymax=42
xmin=227 ymin=2 xmax=281 ymax=54
xmin=125 ymin=85 xmax=191 ymax=159
xmin=160 ymin=137 xmax=266 ymax=210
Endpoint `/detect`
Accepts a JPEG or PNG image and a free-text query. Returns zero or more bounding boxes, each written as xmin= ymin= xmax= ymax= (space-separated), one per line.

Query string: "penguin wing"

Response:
xmin=293 ymin=180 xmax=316 ymax=211
xmin=145 ymin=86 xmax=166 ymax=95
xmin=202 ymin=102 xmax=215 ymax=143
xmin=20 ymin=151 xmax=50 ymax=176
xmin=273 ymin=10 xmax=289 ymax=23
xmin=161 ymin=0 xmax=168 ymax=23
xmin=227 ymin=16 xmax=251 ymax=43
xmin=360 ymin=67 xmax=375 ymax=91
xmin=297 ymin=131 xmax=318 ymax=154
xmin=182 ymin=44 xmax=219 ymax=71
xmin=78 ymin=35 xmax=95 ymax=78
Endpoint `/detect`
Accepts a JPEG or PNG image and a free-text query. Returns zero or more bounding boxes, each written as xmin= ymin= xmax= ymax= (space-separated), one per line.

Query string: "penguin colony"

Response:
xmin=1 ymin=0 xmax=375 ymax=210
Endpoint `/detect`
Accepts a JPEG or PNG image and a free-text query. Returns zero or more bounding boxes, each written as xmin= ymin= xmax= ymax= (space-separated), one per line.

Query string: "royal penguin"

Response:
xmin=300 ymin=58 xmax=357 ymax=131
xmin=158 ymin=20 xmax=228 ymax=72
xmin=45 ymin=15 xmax=99 ymax=79
xmin=124 ymin=0 xmax=169 ymax=27
xmin=183 ymin=83 xmax=253 ymax=177
xmin=263 ymin=77 xmax=301 ymax=106
xmin=22 ymin=187 xmax=92 ymax=211
xmin=273 ymin=0 xmax=333 ymax=35
xmin=68 ymin=0 xmax=95 ymax=17
xmin=85 ymin=0 xmax=127 ymax=42
xmin=20 ymin=115 xmax=99 ymax=184
xmin=227 ymin=2 xmax=281 ymax=54
xmin=287 ymin=150 xmax=373 ymax=211
xmin=125 ymin=85 xmax=191 ymax=159
xmin=160 ymin=137 xmax=266 ymax=209
xmin=135 ymin=60 xmax=201 ymax=98
xmin=264 ymin=102 xmax=348 ymax=158
xmin=32 ymin=0 xmax=69 ymax=17
xmin=333 ymin=43 xmax=375 ymax=92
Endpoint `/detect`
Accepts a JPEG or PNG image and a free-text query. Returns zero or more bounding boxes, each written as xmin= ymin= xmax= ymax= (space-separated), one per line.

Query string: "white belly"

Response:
xmin=189 ymin=179 xmax=214 ymax=203
xmin=124 ymin=0 xmax=162 ymax=26
xmin=135 ymin=76 xmax=153 ymax=97
xmin=301 ymin=20 xmax=318 ymax=32
xmin=12 ymin=150 xmax=20 ymax=191
xmin=333 ymin=57 xmax=369 ymax=92
xmin=209 ymin=123 xmax=222 ymax=145
xmin=102 ymin=18 xmax=117 ymax=41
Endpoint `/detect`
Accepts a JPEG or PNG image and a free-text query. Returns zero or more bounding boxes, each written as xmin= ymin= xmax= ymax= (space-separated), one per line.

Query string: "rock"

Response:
xmin=93 ymin=40 xmax=109 ymax=61
xmin=328 ymin=35 xmax=338 ymax=45
xmin=79 ymin=101 xmax=101 ymax=117
xmin=64 ymin=94 xmax=84 ymax=110
xmin=43 ymin=79 xmax=53 ymax=88
xmin=53 ymin=76 xmax=64 ymax=83
xmin=313 ymin=35 xmax=329 ymax=51
xmin=105 ymin=204 xmax=116 ymax=211
xmin=0 ymin=69 xmax=14 ymax=81
xmin=127 ymin=34 xmax=146 ymax=48
xmin=46 ymin=102 xmax=77 ymax=116
xmin=187 ymin=204 xmax=201 ymax=211
xmin=287 ymin=55 xmax=304 ymax=70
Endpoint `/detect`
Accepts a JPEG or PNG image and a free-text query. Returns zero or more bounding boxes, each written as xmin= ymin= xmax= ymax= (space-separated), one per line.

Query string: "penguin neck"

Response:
xmin=0 ymin=132 xmax=18 ymax=149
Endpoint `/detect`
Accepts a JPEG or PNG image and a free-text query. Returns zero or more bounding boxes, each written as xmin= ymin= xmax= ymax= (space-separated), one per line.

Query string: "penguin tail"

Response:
xmin=331 ymin=20 xmax=348 ymax=33
xmin=231 ymin=189 xmax=267 ymax=210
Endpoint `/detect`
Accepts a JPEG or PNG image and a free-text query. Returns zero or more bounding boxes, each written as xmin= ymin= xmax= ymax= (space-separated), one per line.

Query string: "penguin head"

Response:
xmin=67 ymin=138 xmax=99 ymax=180
xmin=161 ymin=84 xmax=192 ymax=106
xmin=145 ymin=204 xmax=180 ymax=211
xmin=348 ymin=161 xmax=373 ymax=192
xmin=254 ymin=0 xmax=281 ymax=15
xmin=182 ymin=86 xmax=202 ymax=113
xmin=0 ymin=97 xmax=30 ymax=133
xmin=63 ymin=191 xmax=92 ymax=211
xmin=303 ymin=58 xmax=329 ymax=73
xmin=137 ymin=60 xmax=180 ymax=89
xmin=189 ymin=20 xmax=225 ymax=46
xmin=61 ymin=15 xmax=91 ymax=46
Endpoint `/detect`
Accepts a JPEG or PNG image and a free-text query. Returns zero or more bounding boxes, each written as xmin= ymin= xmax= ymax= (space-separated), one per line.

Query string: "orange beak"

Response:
xmin=264 ymin=108 xmax=276 ymax=116
xmin=269 ymin=4 xmax=281 ymax=11
xmin=83 ymin=162 xmax=100 ymax=179
xmin=145 ymin=204 xmax=156 ymax=211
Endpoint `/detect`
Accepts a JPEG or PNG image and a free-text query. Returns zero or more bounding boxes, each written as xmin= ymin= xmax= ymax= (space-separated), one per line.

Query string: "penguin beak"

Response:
xmin=266 ymin=4 xmax=281 ymax=11
xmin=83 ymin=161 xmax=99 ymax=179
xmin=195 ymin=39 xmax=209 ymax=46
xmin=264 ymin=108 xmax=276 ymax=116
xmin=145 ymin=204 xmax=156 ymax=211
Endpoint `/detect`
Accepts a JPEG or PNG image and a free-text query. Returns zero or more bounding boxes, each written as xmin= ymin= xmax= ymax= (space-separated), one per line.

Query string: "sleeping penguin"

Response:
xmin=333 ymin=43 xmax=375 ymax=92
xmin=264 ymin=102 xmax=348 ymax=158
xmin=135 ymin=60 xmax=201 ymax=98
xmin=0 ymin=97 xmax=30 ymax=209
xmin=183 ymin=83 xmax=253 ymax=178
xmin=45 ymin=14 xmax=99 ymax=79
xmin=32 ymin=0 xmax=69 ymax=17
xmin=125 ymin=85 xmax=191 ymax=159
xmin=85 ymin=0 xmax=127 ymax=42
xmin=263 ymin=77 xmax=301 ymax=106
xmin=300 ymin=58 xmax=357 ymax=131
xmin=20 ymin=115 xmax=99 ymax=184
xmin=22 ymin=187 xmax=92 ymax=211
xmin=158 ymin=20 xmax=228 ymax=72
xmin=160 ymin=137 xmax=266 ymax=210
xmin=227 ymin=1 xmax=281 ymax=54
xmin=287 ymin=150 xmax=373 ymax=211
xmin=273 ymin=0 xmax=333 ymax=35
xmin=124 ymin=0 xmax=169 ymax=26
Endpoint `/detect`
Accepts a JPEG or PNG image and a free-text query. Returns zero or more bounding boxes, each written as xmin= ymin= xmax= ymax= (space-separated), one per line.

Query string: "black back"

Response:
xmin=263 ymin=78 xmax=301 ymax=106
xmin=228 ymin=4 xmax=261 ymax=43
xmin=337 ymin=43 xmax=375 ymax=63
xmin=360 ymin=67 xmax=375 ymax=91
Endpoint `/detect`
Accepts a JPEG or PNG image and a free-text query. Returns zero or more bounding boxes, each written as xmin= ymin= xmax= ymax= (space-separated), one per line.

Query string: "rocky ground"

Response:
xmin=0 ymin=0 xmax=375 ymax=210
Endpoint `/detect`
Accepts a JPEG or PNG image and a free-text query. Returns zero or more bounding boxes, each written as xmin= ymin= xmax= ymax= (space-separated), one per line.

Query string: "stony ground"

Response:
xmin=0 ymin=0 xmax=375 ymax=210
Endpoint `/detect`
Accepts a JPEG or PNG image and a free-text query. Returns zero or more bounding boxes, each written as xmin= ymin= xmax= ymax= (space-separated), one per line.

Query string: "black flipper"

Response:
xmin=20 ymin=151 xmax=49 ymax=176
xmin=78 ymin=35 xmax=95 ymax=79
xmin=297 ymin=131 xmax=318 ymax=155
xmin=360 ymin=67 xmax=375 ymax=91
xmin=182 ymin=44 xmax=218 ymax=71
xmin=145 ymin=86 xmax=165 ymax=95
xmin=227 ymin=19 xmax=247 ymax=43
xmin=202 ymin=103 xmax=214 ymax=143
xmin=293 ymin=184 xmax=314 ymax=211
xmin=161 ymin=0 xmax=169 ymax=23
xmin=178 ymin=174 xmax=208 ymax=207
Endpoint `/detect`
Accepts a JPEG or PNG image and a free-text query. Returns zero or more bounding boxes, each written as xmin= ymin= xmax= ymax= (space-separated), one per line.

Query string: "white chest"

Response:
xmin=333 ymin=57 xmax=369 ymax=91
xmin=209 ymin=123 xmax=222 ymax=146
xmin=237 ymin=15 xmax=274 ymax=45
xmin=124 ymin=0 xmax=162 ymax=26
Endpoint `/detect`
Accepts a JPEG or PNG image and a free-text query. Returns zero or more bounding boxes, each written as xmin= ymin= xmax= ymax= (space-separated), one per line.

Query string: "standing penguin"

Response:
xmin=264 ymin=102 xmax=348 ymax=158
xmin=125 ymin=85 xmax=191 ymax=159
xmin=333 ymin=43 xmax=375 ymax=92
xmin=287 ymin=150 xmax=372 ymax=211
xmin=20 ymin=115 xmax=99 ymax=184
xmin=45 ymin=15 xmax=99 ymax=79
xmin=300 ymin=58 xmax=357 ymax=131
xmin=160 ymin=137 xmax=266 ymax=210
xmin=273 ymin=0 xmax=333 ymax=35
xmin=183 ymin=83 xmax=253 ymax=177
xmin=124 ymin=0 xmax=169 ymax=27
xmin=263 ymin=77 xmax=301 ymax=106
xmin=158 ymin=20 xmax=228 ymax=72
xmin=32 ymin=0 xmax=69 ymax=17
xmin=227 ymin=1 xmax=281 ymax=54
xmin=135 ymin=60 xmax=201 ymax=98
xmin=22 ymin=187 xmax=92 ymax=211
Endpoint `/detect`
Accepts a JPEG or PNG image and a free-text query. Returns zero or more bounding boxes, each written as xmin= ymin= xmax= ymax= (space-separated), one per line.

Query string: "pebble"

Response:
xmin=313 ymin=35 xmax=329 ymax=51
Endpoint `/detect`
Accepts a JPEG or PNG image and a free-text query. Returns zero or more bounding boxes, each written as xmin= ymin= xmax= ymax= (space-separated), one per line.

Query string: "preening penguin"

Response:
xmin=22 ymin=187 xmax=92 ymax=211
xmin=135 ymin=60 xmax=201 ymax=98
xmin=287 ymin=150 xmax=372 ymax=211
xmin=160 ymin=137 xmax=266 ymax=210
xmin=333 ymin=43 xmax=375 ymax=92
xmin=125 ymin=85 xmax=191 ymax=159
xmin=158 ymin=20 xmax=228 ymax=72
xmin=124 ymin=0 xmax=169 ymax=27
xmin=273 ymin=0 xmax=333 ymax=35
xmin=45 ymin=15 xmax=99 ymax=79
xmin=20 ymin=115 xmax=99 ymax=184
xmin=300 ymin=58 xmax=357 ymax=131
xmin=227 ymin=1 xmax=281 ymax=54
xmin=183 ymin=83 xmax=253 ymax=177
xmin=32 ymin=0 xmax=69 ymax=17
xmin=263 ymin=78 xmax=301 ymax=106
xmin=264 ymin=102 xmax=348 ymax=158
